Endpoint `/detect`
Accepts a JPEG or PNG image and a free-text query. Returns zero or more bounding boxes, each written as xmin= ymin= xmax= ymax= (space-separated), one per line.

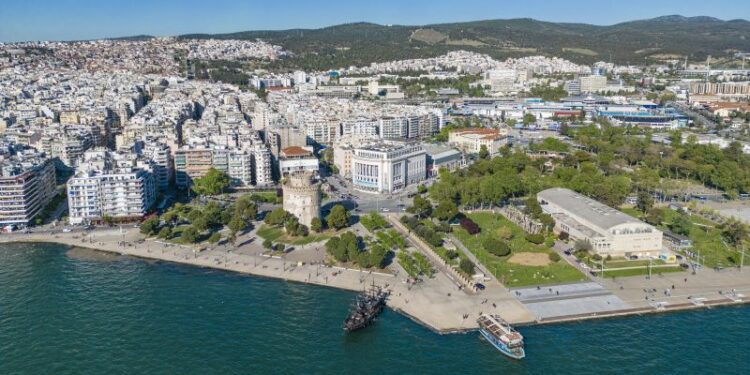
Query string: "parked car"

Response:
xmin=62 ymin=228 xmax=72 ymax=233
xmin=475 ymin=283 xmax=486 ymax=291
xmin=563 ymin=250 xmax=572 ymax=256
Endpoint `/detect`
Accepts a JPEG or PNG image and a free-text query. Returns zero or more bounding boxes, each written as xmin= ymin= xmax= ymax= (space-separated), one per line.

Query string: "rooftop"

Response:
xmin=537 ymin=187 xmax=644 ymax=231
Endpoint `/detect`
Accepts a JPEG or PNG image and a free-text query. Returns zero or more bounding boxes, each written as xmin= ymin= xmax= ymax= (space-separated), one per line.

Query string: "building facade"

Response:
xmin=282 ymin=172 xmax=321 ymax=227
xmin=351 ymin=142 xmax=426 ymax=193
xmin=537 ymin=188 xmax=663 ymax=257
xmin=0 ymin=150 xmax=56 ymax=226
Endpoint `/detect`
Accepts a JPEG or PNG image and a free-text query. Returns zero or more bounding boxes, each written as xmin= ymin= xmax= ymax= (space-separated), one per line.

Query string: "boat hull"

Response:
xmin=479 ymin=329 xmax=525 ymax=360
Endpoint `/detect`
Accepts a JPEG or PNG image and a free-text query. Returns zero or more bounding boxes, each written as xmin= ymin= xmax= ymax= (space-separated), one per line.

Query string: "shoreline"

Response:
xmin=2 ymin=235 xmax=749 ymax=334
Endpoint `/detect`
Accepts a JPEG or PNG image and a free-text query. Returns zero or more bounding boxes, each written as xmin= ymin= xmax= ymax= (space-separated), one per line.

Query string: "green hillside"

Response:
xmin=180 ymin=15 xmax=750 ymax=70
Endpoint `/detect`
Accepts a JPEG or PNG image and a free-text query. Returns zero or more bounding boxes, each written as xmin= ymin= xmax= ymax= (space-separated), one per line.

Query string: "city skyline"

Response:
xmin=1 ymin=0 xmax=749 ymax=43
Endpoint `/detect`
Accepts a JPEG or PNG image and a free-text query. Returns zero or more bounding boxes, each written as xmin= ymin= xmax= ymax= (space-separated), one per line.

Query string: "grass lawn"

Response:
xmin=249 ymin=191 xmax=282 ymax=204
xmin=453 ymin=212 xmax=586 ymax=287
xmin=600 ymin=265 xmax=684 ymax=278
xmin=621 ymin=205 xmax=738 ymax=268
xmin=257 ymin=225 xmax=331 ymax=245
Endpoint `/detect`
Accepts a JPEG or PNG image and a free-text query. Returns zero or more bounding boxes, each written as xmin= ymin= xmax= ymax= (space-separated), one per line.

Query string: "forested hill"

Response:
xmin=179 ymin=15 xmax=750 ymax=70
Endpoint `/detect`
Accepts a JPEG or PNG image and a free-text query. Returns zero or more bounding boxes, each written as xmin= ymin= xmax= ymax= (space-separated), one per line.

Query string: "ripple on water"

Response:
xmin=1 ymin=243 xmax=749 ymax=375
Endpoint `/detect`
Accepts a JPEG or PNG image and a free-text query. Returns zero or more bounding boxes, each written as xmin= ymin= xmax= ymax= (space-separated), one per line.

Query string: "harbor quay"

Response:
xmin=2 ymin=227 xmax=749 ymax=332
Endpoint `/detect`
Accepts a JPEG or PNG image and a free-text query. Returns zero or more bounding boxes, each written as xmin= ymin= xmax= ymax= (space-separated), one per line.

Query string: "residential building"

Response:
xmin=279 ymin=146 xmax=319 ymax=176
xmin=0 ymin=146 xmax=56 ymax=226
xmin=67 ymin=151 xmax=156 ymax=224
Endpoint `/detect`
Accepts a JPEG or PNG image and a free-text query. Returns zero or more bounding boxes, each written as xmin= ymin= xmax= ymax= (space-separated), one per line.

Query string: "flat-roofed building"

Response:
xmin=0 ymin=148 xmax=56 ymax=226
xmin=279 ymin=146 xmax=319 ymax=176
xmin=352 ymin=142 xmax=425 ymax=193
xmin=537 ymin=188 xmax=663 ymax=257
xmin=448 ymin=128 xmax=508 ymax=155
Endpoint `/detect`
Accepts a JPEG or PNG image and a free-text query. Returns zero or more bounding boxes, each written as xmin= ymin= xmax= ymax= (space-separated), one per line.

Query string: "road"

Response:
xmin=669 ymin=101 xmax=718 ymax=129
xmin=323 ymin=173 xmax=429 ymax=215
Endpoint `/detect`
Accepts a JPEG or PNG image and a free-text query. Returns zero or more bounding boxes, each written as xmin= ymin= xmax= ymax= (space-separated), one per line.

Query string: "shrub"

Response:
xmin=263 ymin=239 xmax=273 ymax=249
xmin=558 ymin=231 xmax=569 ymax=241
xmin=275 ymin=243 xmax=286 ymax=253
xmin=525 ymin=233 xmax=545 ymax=245
xmin=549 ymin=252 xmax=561 ymax=262
xmin=459 ymin=258 xmax=475 ymax=275
xmin=497 ymin=227 xmax=514 ymax=240
xmin=460 ymin=217 xmax=480 ymax=235
xmin=545 ymin=238 xmax=555 ymax=248
xmin=445 ymin=250 xmax=459 ymax=259
xmin=483 ymin=237 xmax=510 ymax=257
xmin=592 ymin=254 xmax=603 ymax=261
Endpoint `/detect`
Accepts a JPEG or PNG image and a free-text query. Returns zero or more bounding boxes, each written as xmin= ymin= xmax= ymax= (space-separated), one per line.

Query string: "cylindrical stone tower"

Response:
xmin=282 ymin=171 xmax=321 ymax=227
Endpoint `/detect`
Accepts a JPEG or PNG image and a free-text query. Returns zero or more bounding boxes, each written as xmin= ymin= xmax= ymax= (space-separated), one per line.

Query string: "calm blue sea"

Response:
xmin=1 ymin=242 xmax=748 ymax=375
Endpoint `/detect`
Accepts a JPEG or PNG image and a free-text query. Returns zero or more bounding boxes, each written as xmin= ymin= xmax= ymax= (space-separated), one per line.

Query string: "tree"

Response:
xmin=574 ymin=239 xmax=592 ymax=252
xmin=522 ymin=112 xmax=537 ymax=126
xmin=228 ymin=214 xmax=248 ymax=237
xmin=670 ymin=212 xmax=692 ymax=236
xmin=721 ymin=219 xmax=748 ymax=246
xmin=208 ymin=232 xmax=222 ymax=244
xmin=192 ymin=168 xmax=231 ymax=196
xmin=234 ymin=196 xmax=258 ymax=221
xmin=645 ymin=208 xmax=665 ymax=226
xmin=360 ymin=212 xmax=388 ymax=231
xmin=326 ymin=204 xmax=350 ymax=230
xmin=459 ymin=258 xmax=475 ymax=275
xmin=326 ymin=237 xmax=346 ymax=262
xmin=409 ymin=195 xmax=433 ymax=218
xmin=140 ymin=218 xmax=159 ymax=235
xmin=157 ymin=226 xmax=172 ymax=239
xmin=549 ymin=252 xmax=561 ymax=262
xmin=263 ymin=239 xmax=273 ymax=250
xmin=478 ymin=145 xmax=490 ymax=160
xmin=275 ymin=243 xmax=286 ymax=252
xmin=636 ymin=191 xmax=654 ymax=214
xmin=310 ymin=217 xmax=323 ymax=233
xmin=264 ymin=208 xmax=289 ymax=227
xmin=181 ymin=226 xmax=199 ymax=243
xmin=433 ymin=200 xmax=458 ymax=221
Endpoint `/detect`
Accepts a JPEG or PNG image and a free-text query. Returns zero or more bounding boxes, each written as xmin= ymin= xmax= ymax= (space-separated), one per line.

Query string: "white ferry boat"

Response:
xmin=477 ymin=313 xmax=525 ymax=359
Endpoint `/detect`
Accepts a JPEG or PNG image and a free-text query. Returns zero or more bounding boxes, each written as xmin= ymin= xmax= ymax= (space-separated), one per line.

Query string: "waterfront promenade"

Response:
xmin=3 ymin=227 xmax=750 ymax=331
xmin=0 ymin=227 xmax=534 ymax=332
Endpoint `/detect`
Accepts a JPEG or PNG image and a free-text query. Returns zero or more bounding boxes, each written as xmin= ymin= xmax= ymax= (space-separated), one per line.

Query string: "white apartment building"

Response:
xmin=0 ymin=149 xmax=56 ymax=226
xmin=252 ymin=143 xmax=273 ymax=186
xmin=67 ymin=152 xmax=156 ymax=224
xmin=279 ymin=146 xmax=319 ymax=176
xmin=352 ymin=142 xmax=426 ymax=194
xmin=579 ymin=75 xmax=607 ymax=93
xmin=333 ymin=146 xmax=354 ymax=178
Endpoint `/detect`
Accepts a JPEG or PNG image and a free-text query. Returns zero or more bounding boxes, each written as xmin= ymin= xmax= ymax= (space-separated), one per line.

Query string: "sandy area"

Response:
xmin=508 ymin=252 xmax=551 ymax=267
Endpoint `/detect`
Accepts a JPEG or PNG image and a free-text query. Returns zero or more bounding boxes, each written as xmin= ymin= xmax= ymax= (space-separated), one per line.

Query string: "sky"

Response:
xmin=1 ymin=0 xmax=749 ymax=42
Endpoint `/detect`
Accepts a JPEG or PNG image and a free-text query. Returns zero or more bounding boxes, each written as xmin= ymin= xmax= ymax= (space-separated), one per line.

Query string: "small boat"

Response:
xmin=477 ymin=313 xmax=525 ymax=359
